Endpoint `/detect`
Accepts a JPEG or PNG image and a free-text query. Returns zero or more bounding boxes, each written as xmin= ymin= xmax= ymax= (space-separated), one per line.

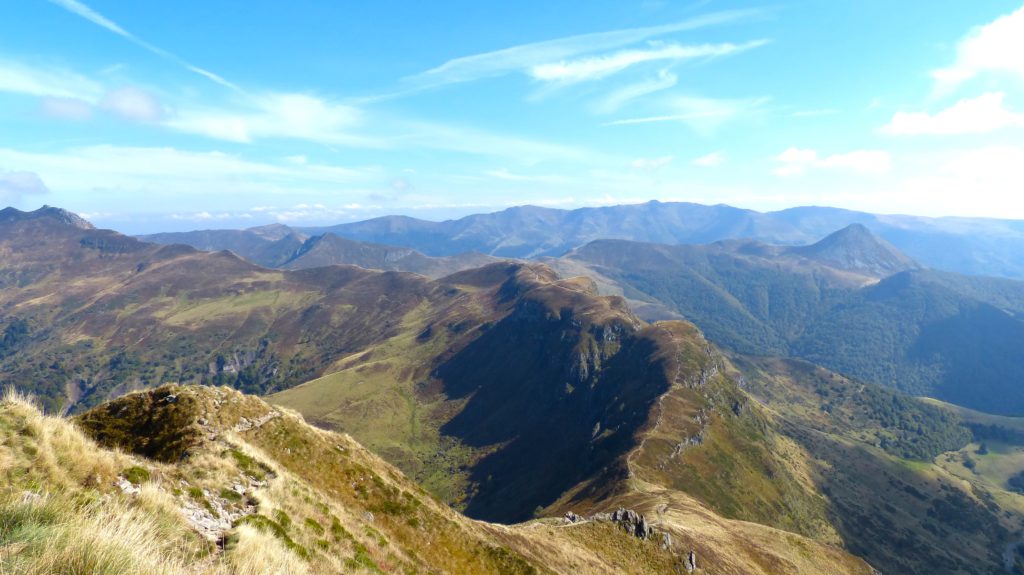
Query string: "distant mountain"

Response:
xmin=0 ymin=204 xmax=94 ymax=229
xmin=553 ymin=227 xmax=1024 ymax=415
xmin=280 ymin=232 xmax=499 ymax=276
xmin=138 ymin=226 xmax=309 ymax=268
xmin=139 ymin=225 xmax=499 ymax=277
xmin=292 ymin=201 xmax=1024 ymax=279
xmin=787 ymin=223 xmax=921 ymax=277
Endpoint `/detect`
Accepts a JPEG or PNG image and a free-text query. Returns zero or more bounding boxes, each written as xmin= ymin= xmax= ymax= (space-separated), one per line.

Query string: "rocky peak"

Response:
xmin=0 ymin=205 xmax=95 ymax=230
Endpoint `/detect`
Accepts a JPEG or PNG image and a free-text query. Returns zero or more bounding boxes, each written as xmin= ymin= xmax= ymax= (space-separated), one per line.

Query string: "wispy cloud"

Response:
xmin=773 ymin=147 xmax=891 ymax=177
xmin=396 ymin=121 xmax=595 ymax=163
xmin=591 ymin=69 xmax=678 ymax=114
xmin=0 ymin=171 xmax=50 ymax=204
xmin=0 ymin=58 xmax=102 ymax=100
xmin=693 ymin=151 xmax=725 ymax=167
xmin=484 ymin=169 xmax=570 ymax=183
xmin=931 ymin=5 xmax=1024 ymax=93
xmin=47 ymin=0 xmax=241 ymax=91
xmin=0 ymin=145 xmax=379 ymax=206
xmin=606 ymin=95 xmax=768 ymax=134
xmin=529 ymin=40 xmax=767 ymax=84
xmin=791 ymin=108 xmax=838 ymax=118
xmin=883 ymin=92 xmax=1024 ymax=135
xmin=41 ymin=97 xmax=94 ymax=120
xmin=101 ymin=86 xmax=165 ymax=122
xmin=165 ymin=93 xmax=373 ymax=145
xmin=404 ymin=9 xmax=764 ymax=90
xmin=630 ymin=156 xmax=673 ymax=170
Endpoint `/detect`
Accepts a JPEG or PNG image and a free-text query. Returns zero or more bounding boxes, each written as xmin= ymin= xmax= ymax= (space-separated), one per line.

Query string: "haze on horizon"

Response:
xmin=1 ymin=0 xmax=1024 ymax=234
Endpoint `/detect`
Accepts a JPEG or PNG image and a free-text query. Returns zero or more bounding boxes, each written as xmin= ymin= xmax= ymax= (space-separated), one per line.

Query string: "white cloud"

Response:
xmin=844 ymin=145 xmax=1024 ymax=218
xmin=41 ymin=97 xmax=93 ymax=120
xmin=101 ymin=86 xmax=164 ymax=122
xmin=165 ymin=93 xmax=370 ymax=145
xmin=404 ymin=9 xmax=763 ymax=89
xmin=932 ymin=5 xmax=1024 ymax=92
xmin=0 ymin=59 xmax=102 ymax=100
xmin=774 ymin=147 xmax=891 ymax=177
xmin=530 ymin=40 xmax=767 ymax=84
xmin=0 ymin=170 xmax=50 ymax=203
xmin=883 ymin=92 xmax=1024 ymax=135
xmin=630 ymin=156 xmax=673 ymax=170
xmin=0 ymin=146 xmax=378 ymax=207
xmin=693 ymin=151 xmax=725 ymax=167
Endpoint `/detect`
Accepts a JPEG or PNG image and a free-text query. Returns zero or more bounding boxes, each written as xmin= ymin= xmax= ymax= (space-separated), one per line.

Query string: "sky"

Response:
xmin=1 ymin=1 xmax=1024 ymax=233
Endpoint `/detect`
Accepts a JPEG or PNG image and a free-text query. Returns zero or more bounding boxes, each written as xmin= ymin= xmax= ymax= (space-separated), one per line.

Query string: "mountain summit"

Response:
xmin=789 ymin=223 xmax=921 ymax=277
xmin=0 ymin=205 xmax=94 ymax=230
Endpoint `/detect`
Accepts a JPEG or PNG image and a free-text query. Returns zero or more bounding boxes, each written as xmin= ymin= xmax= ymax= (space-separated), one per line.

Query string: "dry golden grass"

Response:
xmin=224 ymin=525 xmax=310 ymax=575
xmin=2 ymin=384 xmax=875 ymax=574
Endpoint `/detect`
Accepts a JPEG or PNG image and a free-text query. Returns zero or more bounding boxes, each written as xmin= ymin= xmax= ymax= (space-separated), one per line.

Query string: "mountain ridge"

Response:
xmin=132 ymin=200 xmax=1024 ymax=279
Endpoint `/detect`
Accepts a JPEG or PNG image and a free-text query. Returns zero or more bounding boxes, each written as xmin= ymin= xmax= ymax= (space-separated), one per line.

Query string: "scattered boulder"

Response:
xmin=115 ymin=476 xmax=140 ymax=495
xmin=610 ymin=508 xmax=654 ymax=539
xmin=685 ymin=550 xmax=697 ymax=573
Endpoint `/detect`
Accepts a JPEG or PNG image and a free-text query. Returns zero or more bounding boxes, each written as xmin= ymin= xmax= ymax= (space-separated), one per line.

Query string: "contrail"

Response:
xmin=47 ymin=0 xmax=243 ymax=93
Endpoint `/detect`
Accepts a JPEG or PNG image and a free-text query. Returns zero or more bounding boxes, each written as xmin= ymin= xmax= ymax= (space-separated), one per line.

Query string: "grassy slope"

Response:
xmin=738 ymin=357 xmax=1022 ymax=575
xmin=1 ymin=385 xmax=871 ymax=575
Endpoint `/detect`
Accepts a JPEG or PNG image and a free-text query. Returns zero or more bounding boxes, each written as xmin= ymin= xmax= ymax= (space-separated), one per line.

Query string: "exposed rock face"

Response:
xmin=565 ymin=508 xmax=657 ymax=540
xmin=685 ymin=550 xmax=697 ymax=573
xmin=611 ymin=508 xmax=654 ymax=539
xmin=564 ymin=507 xmax=704 ymax=572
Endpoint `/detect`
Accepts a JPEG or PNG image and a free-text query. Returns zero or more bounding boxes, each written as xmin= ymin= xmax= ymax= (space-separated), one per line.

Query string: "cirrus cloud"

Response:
xmin=530 ymin=40 xmax=768 ymax=84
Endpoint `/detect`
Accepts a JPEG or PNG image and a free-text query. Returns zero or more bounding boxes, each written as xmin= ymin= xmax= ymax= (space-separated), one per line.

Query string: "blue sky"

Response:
xmin=1 ymin=0 xmax=1023 ymax=233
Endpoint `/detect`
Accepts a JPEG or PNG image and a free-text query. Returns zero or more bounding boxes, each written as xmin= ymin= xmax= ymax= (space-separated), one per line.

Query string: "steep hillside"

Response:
xmin=273 ymin=264 xmax=664 ymax=522
xmin=556 ymin=230 xmax=1024 ymax=415
xmin=732 ymin=357 xmax=1024 ymax=574
xmin=0 ymin=385 xmax=874 ymax=575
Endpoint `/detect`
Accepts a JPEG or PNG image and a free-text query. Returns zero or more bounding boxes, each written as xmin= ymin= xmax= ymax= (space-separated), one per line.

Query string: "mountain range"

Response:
xmin=6 ymin=206 xmax=1024 ymax=572
xmin=138 ymin=203 xmax=1024 ymax=417
xmin=139 ymin=201 xmax=1024 ymax=279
